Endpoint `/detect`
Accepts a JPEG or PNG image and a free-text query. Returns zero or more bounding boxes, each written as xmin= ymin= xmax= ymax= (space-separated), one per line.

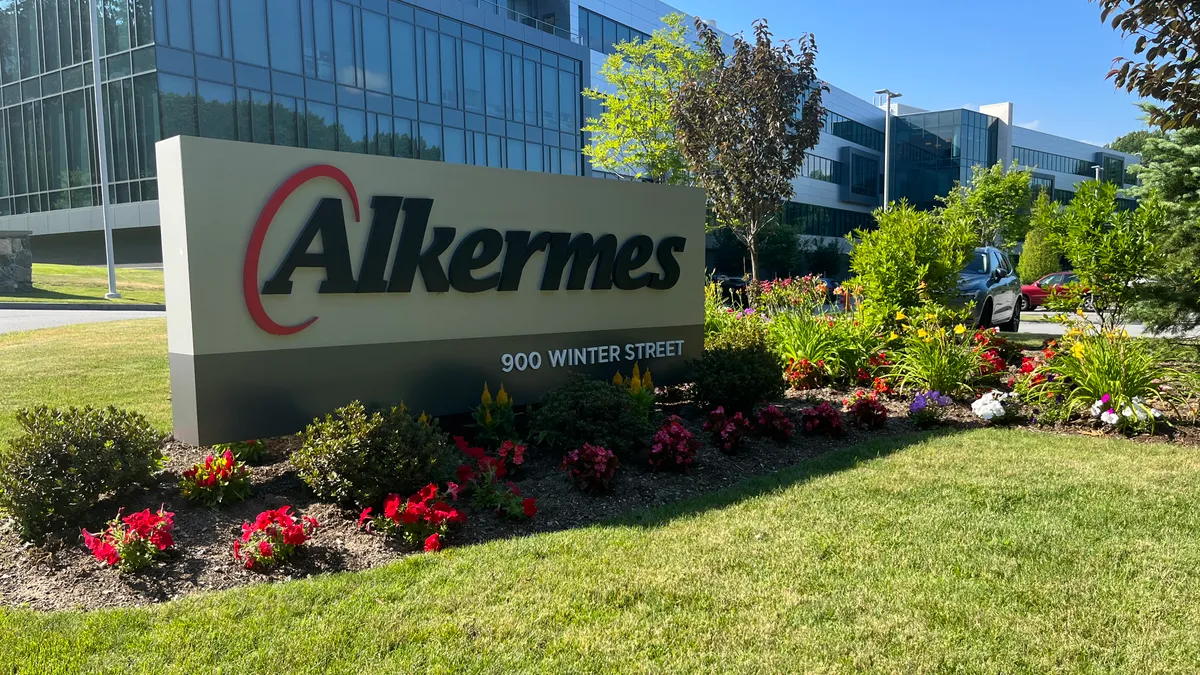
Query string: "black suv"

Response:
xmin=956 ymin=246 xmax=1022 ymax=332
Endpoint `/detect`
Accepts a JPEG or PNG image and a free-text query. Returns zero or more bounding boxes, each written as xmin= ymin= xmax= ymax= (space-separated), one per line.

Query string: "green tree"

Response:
xmin=1129 ymin=127 xmax=1200 ymax=333
xmin=848 ymin=201 xmax=976 ymax=313
xmin=1108 ymin=128 xmax=1162 ymax=155
xmin=1092 ymin=0 xmax=1200 ymax=130
xmin=581 ymin=14 xmax=711 ymax=184
xmin=673 ymin=19 xmax=826 ymax=282
xmin=938 ymin=162 xmax=1034 ymax=248
xmin=1017 ymin=194 xmax=1065 ymax=284
xmin=1043 ymin=181 xmax=1166 ymax=330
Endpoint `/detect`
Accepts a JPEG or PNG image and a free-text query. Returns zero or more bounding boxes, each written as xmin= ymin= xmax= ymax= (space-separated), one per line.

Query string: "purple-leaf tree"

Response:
xmin=672 ymin=18 xmax=826 ymax=283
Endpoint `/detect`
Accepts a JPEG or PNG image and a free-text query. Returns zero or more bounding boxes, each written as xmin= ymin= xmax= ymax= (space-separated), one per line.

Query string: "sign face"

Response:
xmin=157 ymin=136 xmax=706 ymax=445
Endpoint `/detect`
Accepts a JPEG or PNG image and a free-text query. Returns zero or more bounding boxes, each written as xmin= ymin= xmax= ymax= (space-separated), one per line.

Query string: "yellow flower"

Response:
xmin=918 ymin=328 xmax=929 ymax=338
xmin=1072 ymin=342 xmax=1086 ymax=359
xmin=954 ymin=324 xmax=966 ymax=335
xmin=925 ymin=313 xmax=936 ymax=321
xmin=418 ymin=412 xmax=429 ymax=425
xmin=923 ymin=337 xmax=933 ymax=343
xmin=1076 ymin=308 xmax=1086 ymax=317
xmin=895 ymin=310 xmax=907 ymax=321
xmin=613 ymin=372 xmax=625 ymax=386
xmin=889 ymin=331 xmax=899 ymax=341
xmin=496 ymin=384 xmax=510 ymax=406
xmin=481 ymin=383 xmax=493 ymax=406
xmin=630 ymin=363 xmax=642 ymax=394
xmin=483 ymin=406 xmax=492 ymax=425
xmin=642 ymin=369 xmax=654 ymax=391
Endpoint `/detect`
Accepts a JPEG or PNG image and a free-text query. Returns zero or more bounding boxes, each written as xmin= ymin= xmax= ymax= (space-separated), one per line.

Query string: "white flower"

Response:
xmin=1152 ymin=408 xmax=1163 ymax=419
xmin=1090 ymin=400 xmax=1104 ymax=418
xmin=1101 ymin=410 xmax=1120 ymax=425
xmin=1122 ymin=407 xmax=1134 ymax=418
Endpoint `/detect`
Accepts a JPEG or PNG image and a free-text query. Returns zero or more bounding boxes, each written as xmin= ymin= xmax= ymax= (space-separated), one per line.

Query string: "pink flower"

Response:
xmin=445 ymin=482 xmax=460 ymax=501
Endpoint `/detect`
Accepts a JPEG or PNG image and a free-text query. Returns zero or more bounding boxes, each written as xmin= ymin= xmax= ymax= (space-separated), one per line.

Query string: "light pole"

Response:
xmin=875 ymin=88 xmax=902 ymax=211
xmin=88 ymin=0 xmax=121 ymax=299
xmin=1091 ymin=164 xmax=1103 ymax=182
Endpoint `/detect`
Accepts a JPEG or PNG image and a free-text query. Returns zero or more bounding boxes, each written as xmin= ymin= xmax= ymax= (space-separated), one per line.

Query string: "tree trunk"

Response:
xmin=748 ymin=238 xmax=760 ymax=285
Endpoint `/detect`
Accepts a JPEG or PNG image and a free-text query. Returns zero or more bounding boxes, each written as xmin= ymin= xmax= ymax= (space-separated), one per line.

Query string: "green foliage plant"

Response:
xmin=890 ymin=317 xmax=982 ymax=397
xmin=938 ymin=162 xmax=1035 ymax=248
xmin=530 ymin=375 xmax=654 ymax=458
xmin=1017 ymin=196 xmax=1064 ymax=284
xmin=848 ymin=201 xmax=976 ymax=316
xmin=292 ymin=401 xmax=455 ymax=508
xmin=581 ymin=13 xmax=712 ymax=184
xmin=1042 ymin=181 xmax=1166 ymax=331
xmin=0 ymin=405 xmax=164 ymax=542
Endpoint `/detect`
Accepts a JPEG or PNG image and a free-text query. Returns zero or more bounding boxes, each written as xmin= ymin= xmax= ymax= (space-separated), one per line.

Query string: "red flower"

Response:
xmin=445 ymin=482 xmax=460 ymax=501
xmin=522 ymin=498 xmax=538 ymax=518
xmin=424 ymin=533 xmax=442 ymax=552
xmin=454 ymin=436 xmax=487 ymax=460
xmin=383 ymin=494 xmax=402 ymax=520
xmin=456 ymin=464 xmax=476 ymax=484
xmin=282 ymin=525 xmax=307 ymax=546
xmin=149 ymin=529 xmax=174 ymax=551
xmin=415 ymin=483 xmax=439 ymax=503
xmin=358 ymin=507 xmax=373 ymax=528
xmin=258 ymin=541 xmax=274 ymax=558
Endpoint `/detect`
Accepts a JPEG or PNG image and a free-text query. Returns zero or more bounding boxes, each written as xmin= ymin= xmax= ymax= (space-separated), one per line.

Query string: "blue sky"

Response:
xmin=677 ymin=0 xmax=1148 ymax=146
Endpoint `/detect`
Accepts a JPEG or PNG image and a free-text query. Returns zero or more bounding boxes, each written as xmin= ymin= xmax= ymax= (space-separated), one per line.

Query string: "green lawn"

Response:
xmin=4 ymin=428 xmax=1200 ymax=672
xmin=0 ymin=319 xmax=169 ymax=444
xmin=0 ymin=263 xmax=165 ymax=305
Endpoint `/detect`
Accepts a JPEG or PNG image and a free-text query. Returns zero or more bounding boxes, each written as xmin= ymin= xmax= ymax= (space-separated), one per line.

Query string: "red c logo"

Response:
xmin=243 ymin=165 xmax=360 ymax=335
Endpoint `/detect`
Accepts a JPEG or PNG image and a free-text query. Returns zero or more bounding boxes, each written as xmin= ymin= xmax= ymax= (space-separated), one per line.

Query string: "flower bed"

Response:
xmin=0 ymin=339 xmax=1197 ymax=612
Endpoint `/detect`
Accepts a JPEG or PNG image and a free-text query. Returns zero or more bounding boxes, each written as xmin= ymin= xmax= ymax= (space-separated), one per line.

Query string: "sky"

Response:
xmin=676 ymin=0 xmax=1149 ymax=146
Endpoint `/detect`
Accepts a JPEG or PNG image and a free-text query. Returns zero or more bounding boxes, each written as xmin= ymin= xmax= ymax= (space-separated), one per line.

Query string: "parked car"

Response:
xmin=956 ymin=247 xmax=1022 ymax=332
xmin=1019 ymin=272 xmax=1090 ymax=311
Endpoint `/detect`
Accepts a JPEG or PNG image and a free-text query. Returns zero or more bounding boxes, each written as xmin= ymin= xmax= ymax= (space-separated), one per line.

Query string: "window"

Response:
xmin=314 ymin=0 xmax=334 ymax=80
xmin=159 ymin=73 xmax=198 ymax=138
xmin=850 ymin=153 xmax=879 ymax=197
xmin=197 ymin=80 xmax=236 ymax=140
xmin=273 ymin=95 xmax=299 ymax=147
xmin=1013 ymin=146 xmax=1093 ymax=178
xmin=233 ymin=0 xmax=270 ymax=67
xmin=800 ymin=154 xmax=840 ymax=183
xmin=340 ymin=107 xmax=366 ymax=153
xmin=268 ymin=0 xmax=303 ymax=74
xmin=419 ymin=122 xmax=441 ymax=160
xmin=463 ymin=41 xmax=483 ymax=113
xmin=391 ymin=19 xmax=416 ymax=99
xmin=16 ymin=0 xmax=40 ymax=78
xmin=443 ymin=127 xmax=465 ymax=163
xmin=191 ymin=0 xmax=222 ymax=55
xmin=578 ymin=8 xmax=648 ymax=56
xmin=333 ymin=2 xmax=357 ymax=86
xmin=781 ymin=202 xmax=874 ymax=239
xmin=0 ymin=1 xmax=19 ymax=84
xmin=1031 ymin=174 xmax=1053 ymax=195
xmin=306 ymin=101 xmax=337 ymax=149
xmin=825 ymin=112 xmax=884 ymax=152
xmin=440 ymin=34 xmax=458 ymax=108
xmin=483 ymin=46 xmax=503 ymax=117
xmin=362 ymin=11 xmax=389 ymax=92
xmin=541 ymin=64 xmax=557 ymax=129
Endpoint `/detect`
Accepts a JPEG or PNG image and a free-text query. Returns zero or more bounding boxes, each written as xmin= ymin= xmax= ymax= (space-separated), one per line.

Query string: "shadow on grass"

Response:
xmin=610 ymin=428 xmax=963 ymax=531
xmin=0 ymin=288 xmax=108 ymax=303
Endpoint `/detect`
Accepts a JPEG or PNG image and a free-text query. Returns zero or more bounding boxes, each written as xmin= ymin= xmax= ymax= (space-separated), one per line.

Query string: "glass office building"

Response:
xmin=891 ymin=108 xmax=998 ymax=211
xmin=0 ymin=0 xmax=585 ymax=258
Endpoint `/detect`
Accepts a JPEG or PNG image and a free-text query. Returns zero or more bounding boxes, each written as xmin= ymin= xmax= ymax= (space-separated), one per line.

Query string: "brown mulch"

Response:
xmin=2 ymin=375 xmax=1198 ymax=612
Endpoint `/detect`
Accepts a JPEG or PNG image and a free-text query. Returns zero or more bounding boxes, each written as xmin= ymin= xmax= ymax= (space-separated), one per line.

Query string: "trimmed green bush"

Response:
xmin=1017 ymin=227 xmax=1060 ymax=284
xmin=530 ymin=375 xmax=654 ymax=458
xmin=292 ymin=401 xmax=454 ymax=507
xmin=691 ymin=341 xmax=785 ymax=414
xmin=0 ymin=406 xmax=165 ymax=542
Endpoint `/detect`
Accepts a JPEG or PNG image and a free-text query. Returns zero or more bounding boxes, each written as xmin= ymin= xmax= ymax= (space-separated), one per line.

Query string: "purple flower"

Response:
xmin=910 ymin=397 xmax=928 ymax=413
xmin=1101 ymin=393 xmax=1111 ymax=404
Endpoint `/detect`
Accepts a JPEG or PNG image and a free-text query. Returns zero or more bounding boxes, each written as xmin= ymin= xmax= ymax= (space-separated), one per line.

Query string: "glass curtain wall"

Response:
xmin=891 ymin=109 xmax=997 ymax=210
xmin=0 ymin=0 xmax=583 ymax=219
xmin=155 ymin=0 xmax=583 ymax=180
xmin=0 ymin=0 xmax=156 ymax=217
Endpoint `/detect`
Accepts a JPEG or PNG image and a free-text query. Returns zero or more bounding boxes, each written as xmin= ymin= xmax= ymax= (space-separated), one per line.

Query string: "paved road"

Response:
xmin=0 ymin=309 xmax=162 ymax=335
xmin=1021 ymin=314 xmax=1200 ymax=339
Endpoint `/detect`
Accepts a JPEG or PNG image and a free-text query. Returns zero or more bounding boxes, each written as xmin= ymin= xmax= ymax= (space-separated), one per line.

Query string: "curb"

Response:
xmin=0 ymin=302 xmax=166 ymax=311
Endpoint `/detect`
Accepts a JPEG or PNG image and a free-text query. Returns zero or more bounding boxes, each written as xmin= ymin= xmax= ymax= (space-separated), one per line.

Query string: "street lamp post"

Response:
xmin=88 ymin=0 xmax=121 ymax=299
xmin=1091 ymin=165 xmax=1103 ymax=182
xmin=875 ymin=88 xmax=902 ymax=211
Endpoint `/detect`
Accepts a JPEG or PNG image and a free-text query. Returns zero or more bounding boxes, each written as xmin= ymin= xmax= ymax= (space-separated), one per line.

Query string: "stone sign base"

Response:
xmin=0 ymin=231 xmax=33 ymax=294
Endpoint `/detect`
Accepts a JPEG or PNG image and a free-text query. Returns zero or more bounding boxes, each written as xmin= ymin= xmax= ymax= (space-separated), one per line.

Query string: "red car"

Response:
xmin=1020 ymin=272 xmax=1080 ymax=311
